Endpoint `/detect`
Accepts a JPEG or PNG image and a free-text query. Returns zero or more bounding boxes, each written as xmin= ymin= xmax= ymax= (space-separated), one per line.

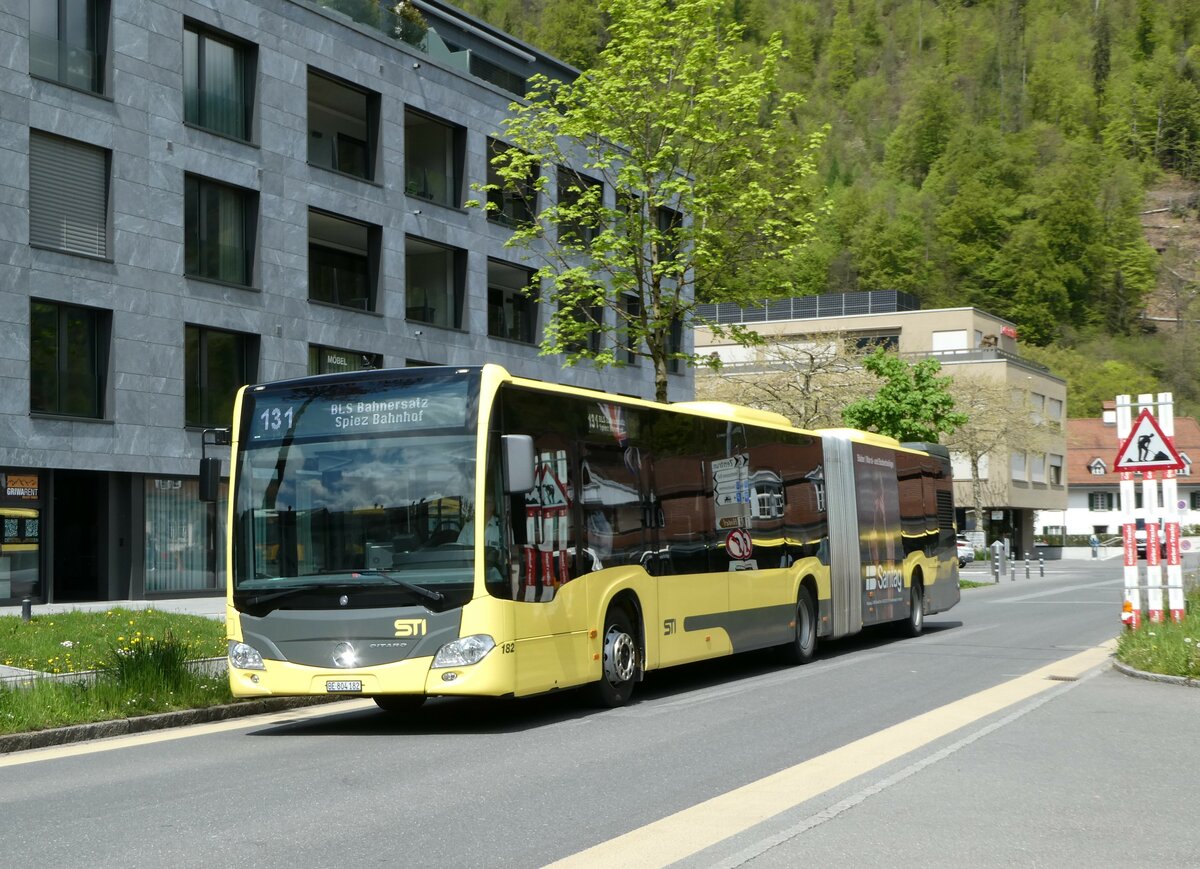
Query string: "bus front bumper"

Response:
xmin=228 ymin=644 xmax=514 ymax=699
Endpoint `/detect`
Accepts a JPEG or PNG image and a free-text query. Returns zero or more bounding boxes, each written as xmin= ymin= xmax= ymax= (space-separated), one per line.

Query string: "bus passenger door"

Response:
xmin=727 ymin=441 xmax=794 ymax=650
xmin=579 ymin=442 xmax=654 ymax=576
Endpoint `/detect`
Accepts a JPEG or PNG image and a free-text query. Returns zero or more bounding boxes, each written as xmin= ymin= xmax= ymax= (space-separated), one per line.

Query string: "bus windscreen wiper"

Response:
xmin=242 ymin=583 xmax=324 ymax=608
xmin=351 ymin=569 xmax=445 ymax=603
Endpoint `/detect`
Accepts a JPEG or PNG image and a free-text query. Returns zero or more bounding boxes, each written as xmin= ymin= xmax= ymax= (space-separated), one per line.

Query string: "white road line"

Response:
xmin=0 ymin=699 xmax=377 ymax=768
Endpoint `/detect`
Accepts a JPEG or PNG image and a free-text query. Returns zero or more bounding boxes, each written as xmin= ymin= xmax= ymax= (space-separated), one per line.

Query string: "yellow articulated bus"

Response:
xmin=209 ymin=364 xmax=959 ymax=711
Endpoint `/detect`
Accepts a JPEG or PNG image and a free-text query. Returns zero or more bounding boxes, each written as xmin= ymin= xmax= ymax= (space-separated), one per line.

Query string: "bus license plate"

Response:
xmin=326 ymin=680 xmax=362 ymax=693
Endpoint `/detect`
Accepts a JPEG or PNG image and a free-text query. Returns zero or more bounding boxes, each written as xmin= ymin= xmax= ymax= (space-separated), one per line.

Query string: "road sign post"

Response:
xmin=1114 ymin=393 xmax=1187 ymax=626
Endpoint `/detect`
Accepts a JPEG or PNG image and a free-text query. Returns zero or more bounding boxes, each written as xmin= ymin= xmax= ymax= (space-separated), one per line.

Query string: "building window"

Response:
xmin=487 ymin=260 xmax=536 ymax=344
xmin=184 ymin=22 xmax=254 ymax=141
xmin=308 ymin=345 xmax=381 ymax=375
xmin=1191 ymin=491 xmax=1200 ymax=511
xmin=0 ymin=475 xmax=42 ymax=602
xmin=562 ymin=301 xmax=603 ymax=355
xmin=184 ymin=325 xmax=254 ymax=428
xmin=470 ymin=54 xmax=525 ymax=96
xmin=308 ymin=210 xmax=377 ymax=311
xmin=1010 ymin=450 xmax=1027 ymax=480
xmin=308 ymin=69 xmax=377 ymax=180
xmin=1089 ymin=492 xmax=1114 ymax=512
xmin=1047 ymin=397 xmax=1063 ymax=421
xmin=144 ymin=477 xmax=225 ymax=594
xmin=29 ymin=0 xmax=108 ymax=94
xmin=1049 ymin=454 xmax=1063 ymax=485
xmin=184 ymin=175 xmax=255 ymax=286
xmin=1030 ymin=453 xmax=1046 ymax=483
xmin=1029 ymin=392 xmax=1046 ymax=423
xmin=405 ymin=236 xmax=464 ymax=330
xmin=29 ymin=300 xmax=107 ymax=418
xmin=667 ymin=316 xmax=684 ymax=373
xmin=1089 ymin=459 xmax=1106 ymax=475
xmin=618 ymin=295 xmax=641 ymax=365
xmin=405 ymin=109 xmax=464 ymax=208
xmin=557 ymin=167 xmax=603 ymax=247
xmin=487 ymin=138 xmax=537 ymax=227
xmin=656 ymin=205 xmax=683 ymax=264
xmin=1179 ymin=453 xmax=1191 ymax=477
xmin=29 ymin=131 xmax=109 ymax=258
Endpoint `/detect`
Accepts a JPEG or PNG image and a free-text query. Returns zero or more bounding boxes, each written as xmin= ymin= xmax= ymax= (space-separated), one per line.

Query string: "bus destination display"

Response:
xmin=248 ymin=377 xmax=470 ymax=442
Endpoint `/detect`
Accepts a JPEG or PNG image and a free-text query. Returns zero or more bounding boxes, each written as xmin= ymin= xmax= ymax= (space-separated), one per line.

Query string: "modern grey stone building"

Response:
xmin=0 ymin=0 xmax=687 ymax=604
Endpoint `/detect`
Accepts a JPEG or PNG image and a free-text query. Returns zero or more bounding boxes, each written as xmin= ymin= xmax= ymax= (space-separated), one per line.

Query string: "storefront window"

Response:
xmin=1 ymin=471 xmax=42 ymax=601
xmin=144 ymin=477 xmax=226 ymax=594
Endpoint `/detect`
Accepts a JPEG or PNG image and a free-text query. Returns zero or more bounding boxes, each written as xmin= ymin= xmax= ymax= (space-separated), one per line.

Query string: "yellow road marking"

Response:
xmin=549 ymin=641 xmax=1116 ymax=869
xmin=0 ymin=699 xmax=376 ymax=768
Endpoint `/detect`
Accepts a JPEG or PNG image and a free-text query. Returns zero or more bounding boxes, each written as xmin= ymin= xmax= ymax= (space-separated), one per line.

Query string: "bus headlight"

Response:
xmin=432 ymin=634 xmax=495 ymax=668
xmin=228 ymin=640 xmax=266 ymax=671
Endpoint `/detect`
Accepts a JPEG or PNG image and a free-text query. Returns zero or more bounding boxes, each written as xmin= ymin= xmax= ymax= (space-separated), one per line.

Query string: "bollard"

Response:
xmin=1025 ymin=552 xmax=1030 ymax=579
xmin=1010 ymin=561 xmax=1016 ymax=582
xmin=21 ymin=598 xmax=31 ymax=622
xmin=1039 ymin=553 xmax=1044 ymax=578
xmin=992 ymin=555 xmax=999 ymax=584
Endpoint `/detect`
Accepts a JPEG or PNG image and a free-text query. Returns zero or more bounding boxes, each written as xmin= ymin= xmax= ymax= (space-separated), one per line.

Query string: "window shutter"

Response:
xmin=29 ymin=132 xmax=108 ymax=257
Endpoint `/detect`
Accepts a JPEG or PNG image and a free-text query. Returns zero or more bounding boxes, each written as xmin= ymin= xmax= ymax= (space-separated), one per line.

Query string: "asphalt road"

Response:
xmin=3 ymin=559 xmax=1197 ymax=868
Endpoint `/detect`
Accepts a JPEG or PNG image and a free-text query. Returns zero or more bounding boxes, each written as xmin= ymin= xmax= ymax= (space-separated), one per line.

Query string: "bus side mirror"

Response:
xmin=501 ymin=435 xmax=535 ymax=494
xmin=199 ymin=457 xmax=221 ymax=503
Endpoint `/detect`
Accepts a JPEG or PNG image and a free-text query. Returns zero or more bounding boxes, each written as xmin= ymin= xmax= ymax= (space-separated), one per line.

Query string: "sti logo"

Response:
xmin=393 ymin=618 xmax=428 ymax=638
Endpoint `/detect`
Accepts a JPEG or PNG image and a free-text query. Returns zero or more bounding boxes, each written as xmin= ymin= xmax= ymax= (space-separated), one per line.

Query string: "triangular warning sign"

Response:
xmin=1114 ymin=409 xmax=1185 ymax=472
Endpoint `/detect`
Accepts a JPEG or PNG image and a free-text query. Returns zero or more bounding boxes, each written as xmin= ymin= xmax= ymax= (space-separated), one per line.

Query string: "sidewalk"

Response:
xmin=0 ymin=596 xmax=226 ymax=620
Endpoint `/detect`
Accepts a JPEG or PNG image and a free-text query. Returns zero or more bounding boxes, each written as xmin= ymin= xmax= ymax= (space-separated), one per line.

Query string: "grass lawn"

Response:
xmin=1115 ymin=586 xmax=1200 ymax=680
xmin=0 ymin=608 xmax=233 ymax=736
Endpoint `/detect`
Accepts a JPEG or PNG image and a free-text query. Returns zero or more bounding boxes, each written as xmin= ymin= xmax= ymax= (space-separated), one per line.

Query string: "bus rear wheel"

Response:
xmin=781 ymin=585 xmax=817 ymax=665
xmin=903 ymin=581 xmax=925 ymax=638
xmin=590 ymin=606 xmax=638 ymax=708
xmin=373 ymin=694 xmax=426 ymax=713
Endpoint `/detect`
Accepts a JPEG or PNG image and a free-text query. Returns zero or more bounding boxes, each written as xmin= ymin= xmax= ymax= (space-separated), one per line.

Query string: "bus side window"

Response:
xmin=515 ymin=440 xmax=576 ymax=603
xmin=580 ymin=443 xmax=646 ymax=571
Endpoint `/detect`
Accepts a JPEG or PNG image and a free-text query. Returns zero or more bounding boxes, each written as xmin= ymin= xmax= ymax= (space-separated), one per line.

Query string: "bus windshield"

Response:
xmin=235 ymin=435 xmax=477 ymax=600
xmin=232 ymin=371 xmax=480 ymax=608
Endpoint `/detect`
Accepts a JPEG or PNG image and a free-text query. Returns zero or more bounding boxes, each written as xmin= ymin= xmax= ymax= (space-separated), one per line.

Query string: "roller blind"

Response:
xmin=29 ymin=131 xmax=108 ymax=258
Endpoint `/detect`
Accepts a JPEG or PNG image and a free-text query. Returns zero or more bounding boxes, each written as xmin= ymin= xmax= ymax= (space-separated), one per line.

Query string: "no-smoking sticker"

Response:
xmin=726 ymin=528 xmax=753 ymax=560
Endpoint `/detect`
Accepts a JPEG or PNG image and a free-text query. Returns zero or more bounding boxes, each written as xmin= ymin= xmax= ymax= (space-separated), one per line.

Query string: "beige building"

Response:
xmin=694 ymin=291 xmax=1068 ymax=553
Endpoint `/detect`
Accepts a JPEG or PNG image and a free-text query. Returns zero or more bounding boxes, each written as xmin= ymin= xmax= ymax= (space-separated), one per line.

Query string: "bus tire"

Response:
xmin=781 ymin=585 xmax=817 ymax=665
xmin=590 ymin=606 xmax=638 ymax=708
xmin=373 ymin=694 xmax=426 ymax=713
xmin=903 ymin=580 xmax=925 ymax=638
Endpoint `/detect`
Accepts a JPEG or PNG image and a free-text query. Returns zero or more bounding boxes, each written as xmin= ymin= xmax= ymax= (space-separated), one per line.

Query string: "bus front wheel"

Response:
xmin=590 ymin=606 xmax=638 ymax=708
xmin=782 ymin=586 xmax=817 ymax=665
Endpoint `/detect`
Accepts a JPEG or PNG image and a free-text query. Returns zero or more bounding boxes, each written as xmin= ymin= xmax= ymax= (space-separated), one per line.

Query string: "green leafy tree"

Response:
xmin=1020 ymin=344 xmax=1161 ymax=418
xmin=841 ymin=347 xmax=967 ymax=442
xmin=826 ymin=0 xmax=857 ymax=93
xmin=479 ymin=0 xmax=824 ymax=402
xmin=534 ymin=1 xmax=604 ymax=70
xmin=883 ymin=72 xmax=962 ymax=186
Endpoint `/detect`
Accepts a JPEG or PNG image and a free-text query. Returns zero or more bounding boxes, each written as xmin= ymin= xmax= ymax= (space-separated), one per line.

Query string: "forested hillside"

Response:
xmin=452 ymin=0 xmax=1200 ymax=417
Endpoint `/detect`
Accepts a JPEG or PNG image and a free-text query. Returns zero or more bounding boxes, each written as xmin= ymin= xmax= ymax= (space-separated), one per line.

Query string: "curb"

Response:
xmin=0 ymin=695 xmax=347 ymax=755
xmin=1112 ymin=658 xmax=1200 ymax=688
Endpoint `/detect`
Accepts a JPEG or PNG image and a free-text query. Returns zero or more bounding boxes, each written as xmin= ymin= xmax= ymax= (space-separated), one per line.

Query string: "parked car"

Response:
xmin=956 ymin=536 xmax=975 ymax=568
xmin=1134 ymin=519 xmax=1166 ymax=559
